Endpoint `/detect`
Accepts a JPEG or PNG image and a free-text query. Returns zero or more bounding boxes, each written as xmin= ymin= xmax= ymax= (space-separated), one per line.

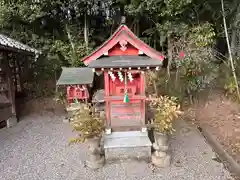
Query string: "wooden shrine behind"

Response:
xmin=0 ymin=34 xmax=40 ymax=127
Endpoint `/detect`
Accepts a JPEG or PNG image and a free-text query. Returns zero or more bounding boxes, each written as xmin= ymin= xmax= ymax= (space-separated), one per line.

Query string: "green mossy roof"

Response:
xmin=57 ymin=67 xmax=94 ymax=85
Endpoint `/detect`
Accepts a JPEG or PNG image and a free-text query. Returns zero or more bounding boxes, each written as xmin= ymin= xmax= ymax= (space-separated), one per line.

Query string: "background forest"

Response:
xmin=1 ymin=0 xmax=240 ymax=101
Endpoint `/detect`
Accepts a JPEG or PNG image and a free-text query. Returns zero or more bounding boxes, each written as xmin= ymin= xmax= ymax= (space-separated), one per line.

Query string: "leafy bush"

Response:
xmin=148 ymin=95 xmax=183 ymax=134
xmin=69 ymin=104 xmax=104 ymax=145
xmin=156 ymin=23 xmax=218 ymax=103
xmin=54 ymin=90 xmax=67 ymax=105
xmin=224 ymin=76 xmax=238 ymax=96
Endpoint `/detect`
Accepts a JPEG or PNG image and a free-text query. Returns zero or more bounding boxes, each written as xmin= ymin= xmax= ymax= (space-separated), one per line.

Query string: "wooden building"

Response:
xmin=82 ymin=24 xmax=164 ymax=133
xmin=0 ymin=34 xmax=40 ymax=127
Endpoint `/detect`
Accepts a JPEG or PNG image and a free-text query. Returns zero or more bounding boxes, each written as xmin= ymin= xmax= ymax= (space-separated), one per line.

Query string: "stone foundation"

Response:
xmin=103 ymin=131 xmax=152 ymax=163
xmin=105 ymin=147 xmax=151 ymax=162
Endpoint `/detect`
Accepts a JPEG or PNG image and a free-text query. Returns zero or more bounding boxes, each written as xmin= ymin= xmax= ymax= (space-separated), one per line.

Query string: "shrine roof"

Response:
xmin=81 ymin=25 xmax=164 ymax=65
xmin=88 ymin=55 xmax=162 ymax=69
xmin=56 ymin=67 xmax=94 ymax=85
xmin=0 ymin=34 xmax=40 ymax=55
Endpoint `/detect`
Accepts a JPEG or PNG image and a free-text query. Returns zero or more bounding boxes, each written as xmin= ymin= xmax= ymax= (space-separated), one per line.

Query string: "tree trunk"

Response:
xmin=231 ymin=29 xmax=237 ymax=56
xmin=230 ymin=3 xmax=240 ymax=56
xmin=167 ymin=37 xmax=173 ymax=82
xmin=136 ymin=21 xmax=139 ymax=37
xmin=84 ymin=11 xmax=89 ymax=54
xmin=237 ymin=30 xmax=240 ymax=57
xmin=66 ymin=24 xmax=77 ymax=66
xmin=221 ymin=0 xmax=240 ymax=101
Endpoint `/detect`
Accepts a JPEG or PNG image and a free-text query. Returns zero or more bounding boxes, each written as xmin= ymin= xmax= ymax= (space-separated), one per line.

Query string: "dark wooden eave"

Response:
xmin=88 ymin=55 xmax=162 ymax=69
xmin=0 ymin=34 xmax=41 ymax=56
xmin=0 ymin=45 xmax=36 ymax=56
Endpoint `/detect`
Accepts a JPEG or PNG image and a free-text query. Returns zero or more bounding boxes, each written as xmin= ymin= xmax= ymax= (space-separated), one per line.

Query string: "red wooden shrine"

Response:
xmin=56 ymin=67 xmax=94 ymax=105
xmin=82 ymin=25 xmax=164 ymax=131
xmin=66 ymin=85 xmax=89 ymax=103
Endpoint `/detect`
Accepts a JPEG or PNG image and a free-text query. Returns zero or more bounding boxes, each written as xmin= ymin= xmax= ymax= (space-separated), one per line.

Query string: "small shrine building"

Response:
xmin=57 ymin=24 xmax=165 ymax=151
xmin=82 ymin=24 xmax=164 ymax=132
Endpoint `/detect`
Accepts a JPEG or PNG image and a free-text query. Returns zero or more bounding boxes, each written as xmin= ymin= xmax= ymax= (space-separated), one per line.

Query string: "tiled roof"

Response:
xmin=81 ymin=25 xmax=164 ymax=65
xmin=57 ymin=67 xmax=94 ymax=85
xmin=0 ymin=34 xmax=40 ymax=55
xmin=88 ymin=55 xmax=162 ymax=68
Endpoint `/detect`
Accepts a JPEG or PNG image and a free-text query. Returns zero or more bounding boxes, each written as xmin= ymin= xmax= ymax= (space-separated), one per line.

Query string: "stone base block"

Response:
xmin=85 ymin=155 xmax=105 ymax=169
xmin=151 ymin=154 xmax=171 ymax=168
xmin=153 ymin=151 xmax=167 ymax=158
xmin=63 ymin=117 xmax=70 ymax=123
xmin=105 ymin=128 xmax=111 ymax=135
xmin=152 ymin=143 xmax=169 ymax=152
xmin=105 ymin=147 xmax=151 ymax=162
xmin=6 ymin=116 xmax=17 ymax=128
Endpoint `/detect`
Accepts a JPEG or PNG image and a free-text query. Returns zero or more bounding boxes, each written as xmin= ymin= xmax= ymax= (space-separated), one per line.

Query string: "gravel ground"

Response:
xmin=0 ymin=112 xmax=234 ymax=180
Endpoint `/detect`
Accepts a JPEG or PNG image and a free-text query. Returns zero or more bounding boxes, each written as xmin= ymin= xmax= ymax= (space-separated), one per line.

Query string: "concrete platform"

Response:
xmin=104 ymin=131 xmax=152 ymax=149
xmin=104 ymin=131 xmax=152 ymax=161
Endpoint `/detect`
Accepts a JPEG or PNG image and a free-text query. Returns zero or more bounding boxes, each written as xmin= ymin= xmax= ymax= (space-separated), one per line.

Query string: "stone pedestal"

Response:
xmin=85 ymin=137 xmax=105 ymax=169
xmin=85 ymin=156 xmax=105 ymax=169
xmin=151 ymin=152 xmax=171 ymax=167
xmin=62 ymin=117 xmax=70 ymax=124
xmin=151 ymin=132 xmax=171 ymax=167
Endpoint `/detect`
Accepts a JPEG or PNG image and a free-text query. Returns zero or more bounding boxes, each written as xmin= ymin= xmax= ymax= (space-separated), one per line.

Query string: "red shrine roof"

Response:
xmin=81 ymin=25 xmax=165 ymax=66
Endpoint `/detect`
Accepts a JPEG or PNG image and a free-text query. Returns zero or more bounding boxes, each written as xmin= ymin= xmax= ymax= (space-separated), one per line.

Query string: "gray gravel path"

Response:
xmin=0 ymin=112 xmax=234 ymax=180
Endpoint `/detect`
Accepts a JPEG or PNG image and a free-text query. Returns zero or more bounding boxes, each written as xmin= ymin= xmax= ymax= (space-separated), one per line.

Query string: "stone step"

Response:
xmin=104 ymin=131 xmax=152 ymax=149
xmin=103 ymin=131 xmax=152 ymax=161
